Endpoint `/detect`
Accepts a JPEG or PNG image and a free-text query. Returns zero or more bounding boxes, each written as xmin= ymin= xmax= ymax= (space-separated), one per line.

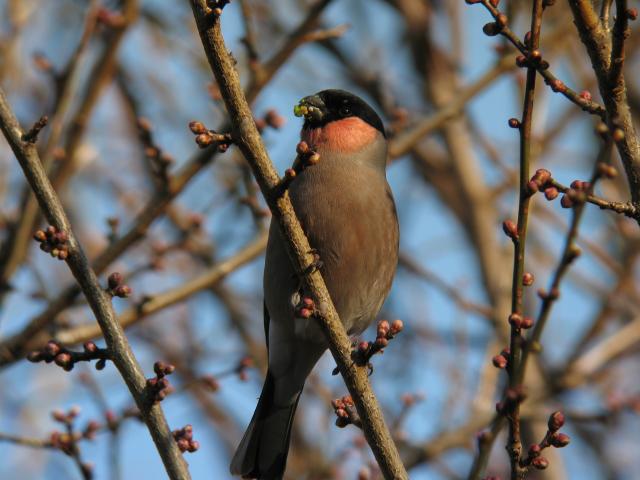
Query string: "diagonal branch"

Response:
xmin=0 ymin=87 xmax=190 ymax=480
xmin=188 ymin=4 xmax=408 ymax=479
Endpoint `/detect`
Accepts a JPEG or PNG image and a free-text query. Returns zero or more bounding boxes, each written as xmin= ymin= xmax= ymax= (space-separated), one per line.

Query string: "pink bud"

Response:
xmin=544 ymin=187 xmax=558 ymax=201
xmin=550 ymin=432 xmax=570 ymax=448
xmin=532 ymin=456 xmax=549 ymax=470
xmin=522 ymin=272 xmax=535 ymax=286
xmin=492 ymin=355 xmax=508 ymax=369
xmin=548 ymin=411 xmax=565 ymax=431
xmin=508 ymin=313 xmax=523 ymax=328
xmin=528 ymin=443 xmax=541 ymax=456
xmin=390 ymin=319 xmax=404 ymax=335
xmin=502 ymin=220 xmax=518 ymax=240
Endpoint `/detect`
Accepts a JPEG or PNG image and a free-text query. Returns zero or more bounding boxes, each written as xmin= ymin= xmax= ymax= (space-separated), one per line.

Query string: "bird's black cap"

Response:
xmin=294 ymin=89 xmax=386 ymax=137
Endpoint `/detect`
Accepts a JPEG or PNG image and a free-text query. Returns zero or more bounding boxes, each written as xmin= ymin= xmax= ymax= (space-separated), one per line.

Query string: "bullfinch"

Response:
xmin=230 ymin=89 xmax=399 ymax=479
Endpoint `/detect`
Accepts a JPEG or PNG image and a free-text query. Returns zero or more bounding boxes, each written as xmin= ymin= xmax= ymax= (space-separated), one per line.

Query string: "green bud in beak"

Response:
xmin=293 ymin=104 xmax=307 ymax=117
xmin=294 ymin=95 xmax=326 ymax=122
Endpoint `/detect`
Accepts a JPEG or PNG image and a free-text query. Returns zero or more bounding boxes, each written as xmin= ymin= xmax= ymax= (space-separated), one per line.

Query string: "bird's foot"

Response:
xmin=302 ymin=249 xmax=323 ymax=276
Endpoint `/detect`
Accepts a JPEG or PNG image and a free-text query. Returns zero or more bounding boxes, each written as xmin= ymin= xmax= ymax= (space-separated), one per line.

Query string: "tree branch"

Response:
xmin=568 ymin=0 xmax=640 ymax=214
xmin=0 ymin=87 xmax=191 ymax=480
xmin=188 ymin=4 xmax=408 ymax=478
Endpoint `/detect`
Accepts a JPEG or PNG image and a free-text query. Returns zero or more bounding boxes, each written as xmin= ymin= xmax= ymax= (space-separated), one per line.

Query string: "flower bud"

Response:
xmin=176 ymin=438 xmax=189 ymax=452
xmin=377 ymin=320 xmax=390 ymax=336
xmin=113 ymin=285 xmax=132 ymax=298
xmin=492 ymin=354 xmax=507 ymax=369
xmin=154 ymin=361 xmax=166 ymax=376
xmin=195 ymin=133 xmax=214 ymax=147
xmin=45 ymin=341 xmax=61 ymax=357
xmin=508 ymin=313 xmax=523 ymax=328
xmin=528 ymin=443 xmax=541 ymax=457
xmin=544 ymin=187 xmax=559 ymax=201
xmin=54 ymin=352 xmax=72 ymax=368
xmin=482 ymin=22 xmax=501 ymax=36
xmin=533 ymin=168 xmax=551 ymax=186
xmin=597 ymin=162 xmax=617 ymax=179
xmin=560 ymin=194 xmax=573 ymax=208
xmin=108 ymin=272 xmax=123 ymax=290
xmin=548 ymin=411 xmax=565 ymax=431
xmin=265 ymin=110 xmax=285 ymax=129
xmin=550 ymin=432 xmax=570 ymax=448
xmin=296 ymin=141 xmax=309 ymax=155
xmin=502 ymin=220 xmax=518 ymax=240
xmin=188 ymin=440 xmax=200 ymax=452
xmin=188 ymin=121 xmax=208 ymax=135
xmin=390 ymin=319 xmax=404 ymax=335
xmin=52 ymin=410 xmax=67 ymax=422
xmin=532 ymin=456 xmax=549 ymax=470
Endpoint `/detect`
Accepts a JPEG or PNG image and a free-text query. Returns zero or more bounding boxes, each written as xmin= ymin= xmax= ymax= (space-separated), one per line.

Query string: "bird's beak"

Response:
xmin=293 ymin=94 xmax=326 ymax=122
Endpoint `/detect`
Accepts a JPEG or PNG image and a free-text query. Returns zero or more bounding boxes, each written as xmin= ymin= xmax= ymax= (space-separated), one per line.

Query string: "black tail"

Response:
xmin=230 ymin=371 xmax=301 ymax=480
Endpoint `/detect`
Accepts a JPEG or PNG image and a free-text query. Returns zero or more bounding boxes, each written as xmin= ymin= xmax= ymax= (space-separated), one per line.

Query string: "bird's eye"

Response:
xmin=339 ymin=106 xmax=351 ymax=116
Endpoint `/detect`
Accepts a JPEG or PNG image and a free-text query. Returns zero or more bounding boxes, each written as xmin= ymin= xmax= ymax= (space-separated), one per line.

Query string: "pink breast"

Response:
xmin=301 ymin=117 xmax=379 ymax=153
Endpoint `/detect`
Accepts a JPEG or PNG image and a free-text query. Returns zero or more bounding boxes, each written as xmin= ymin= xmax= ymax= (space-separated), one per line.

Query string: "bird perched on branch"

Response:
xmin=230 ymin=89 xmax=399 ymax=479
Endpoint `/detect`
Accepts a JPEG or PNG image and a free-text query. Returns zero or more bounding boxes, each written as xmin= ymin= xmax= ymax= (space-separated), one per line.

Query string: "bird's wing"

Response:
xmin=263 ymin=301 xmax=270 ymax=352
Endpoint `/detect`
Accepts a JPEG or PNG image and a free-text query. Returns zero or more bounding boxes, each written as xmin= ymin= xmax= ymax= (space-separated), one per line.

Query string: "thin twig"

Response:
xmin=548 ymin=178 xmax=638 ymax=217
xmin=503 ymin=3 xmax=545 ymax=478
xmin=0 ymin=0 xmax=99 ymax=301
xmin=478 ymin=0 xmax=606 ymax=119
xmin=518 ymin=143 xmax=613 ymax=386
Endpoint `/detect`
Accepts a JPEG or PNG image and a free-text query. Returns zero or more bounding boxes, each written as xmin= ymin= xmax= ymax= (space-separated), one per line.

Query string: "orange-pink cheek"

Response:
xmin=301 ymin=117 xmax=379 ymax=153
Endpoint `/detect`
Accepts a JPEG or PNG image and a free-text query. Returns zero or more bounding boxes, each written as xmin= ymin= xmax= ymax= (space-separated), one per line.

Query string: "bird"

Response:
xmin=230 ymin=89 xmax=399 ymax=479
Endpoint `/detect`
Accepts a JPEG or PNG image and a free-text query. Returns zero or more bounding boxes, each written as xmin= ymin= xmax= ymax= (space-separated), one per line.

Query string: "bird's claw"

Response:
xmin=302 ymin=249 xmax=323 ymax=276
